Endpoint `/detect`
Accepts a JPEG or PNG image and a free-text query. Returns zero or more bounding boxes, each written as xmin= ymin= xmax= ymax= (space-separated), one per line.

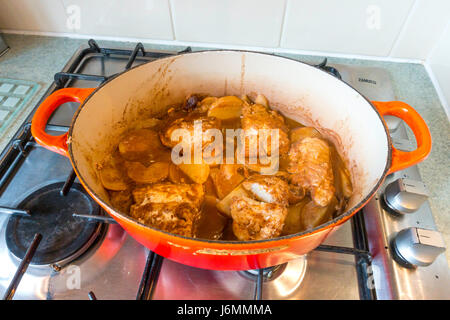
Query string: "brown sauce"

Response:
xmin=101 ymin=95 xmax=353 ymax=240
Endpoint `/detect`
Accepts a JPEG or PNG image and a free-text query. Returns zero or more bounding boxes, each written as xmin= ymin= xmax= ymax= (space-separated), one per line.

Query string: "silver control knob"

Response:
xmin=392 ymin=227 xmax=446 ymax=267
xmin=383 ymin=178 xmax=429 ymax=214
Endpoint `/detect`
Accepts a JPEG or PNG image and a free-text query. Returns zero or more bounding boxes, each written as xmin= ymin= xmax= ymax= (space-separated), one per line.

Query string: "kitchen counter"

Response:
xmin=0 ymin=34 xmax=449 ymax=265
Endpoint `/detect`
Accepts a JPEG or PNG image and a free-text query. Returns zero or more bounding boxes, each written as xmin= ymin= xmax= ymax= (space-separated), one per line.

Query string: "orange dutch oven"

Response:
xmin=31 ymin=51 xmax=431 ymax=270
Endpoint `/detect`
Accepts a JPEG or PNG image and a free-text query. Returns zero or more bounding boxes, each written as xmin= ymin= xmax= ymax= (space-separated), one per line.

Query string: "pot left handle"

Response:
xmin=31 ymin=88 xmax=95 ymax=157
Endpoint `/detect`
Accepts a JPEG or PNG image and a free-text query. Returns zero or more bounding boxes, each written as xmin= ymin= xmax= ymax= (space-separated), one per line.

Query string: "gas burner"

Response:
xmin=314 ymin=58 xmax=342 ymax=79
xmin=246 ymin=257 xmax=308 ymax=298
xmin=217 ymin=256 xmax=307 ymax=299
xmin=239 ymin=263 xmax=287 ymax=282
xmin=5 ymin=182 xmax=103 ymax=267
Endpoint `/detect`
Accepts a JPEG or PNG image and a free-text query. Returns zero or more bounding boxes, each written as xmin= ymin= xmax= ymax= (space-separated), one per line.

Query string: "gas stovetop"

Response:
xmin=0 ymin=40 xmax=448 ymax=300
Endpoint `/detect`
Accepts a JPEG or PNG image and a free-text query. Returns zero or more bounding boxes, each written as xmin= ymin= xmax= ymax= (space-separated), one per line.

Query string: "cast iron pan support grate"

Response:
xmin=2 ymin=233 xmax=42 ymax=300
xmin=136 ymin=251 xmax=164 ymax=300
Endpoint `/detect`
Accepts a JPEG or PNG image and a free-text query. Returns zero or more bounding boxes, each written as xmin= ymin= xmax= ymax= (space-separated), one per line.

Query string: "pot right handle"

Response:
xmin=372 ymin=101 xmax=432 ymax=174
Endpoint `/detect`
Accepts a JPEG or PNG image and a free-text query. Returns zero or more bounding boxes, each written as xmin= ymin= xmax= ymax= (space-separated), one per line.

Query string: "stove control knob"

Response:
xmin=392 ymin=228 xmax=446 ymax=267
xmin=383 ymin=178 xmax=429 ymax=214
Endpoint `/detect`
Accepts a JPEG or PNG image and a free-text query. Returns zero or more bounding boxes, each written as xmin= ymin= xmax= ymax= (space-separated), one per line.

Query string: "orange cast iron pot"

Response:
xmin=30 ymin=51 xmax=431 ymax=270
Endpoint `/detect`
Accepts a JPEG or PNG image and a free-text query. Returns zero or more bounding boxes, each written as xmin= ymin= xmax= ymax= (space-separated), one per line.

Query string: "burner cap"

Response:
xmin=6 ymin=182 xmax=102 ymax=265
xmin=239 ymin=263 xmax=287 ymax=282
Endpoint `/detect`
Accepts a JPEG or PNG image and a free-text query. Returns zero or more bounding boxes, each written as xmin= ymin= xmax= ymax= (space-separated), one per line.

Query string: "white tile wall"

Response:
xmin=0 ymin=0 xmax=69 ymax=33
xmin=390 ymin=0 xmax=450 ymax=60
xmin=0 ymin=0 xmax=449 ymax=61
xmin=428 ymin=22 xmax=450 ymax=116
xmin=281 ymin=0 xmax=415 ymax=56
xmin=170 ymin=0 xmax=286 ymax=47
xmin=60 ymin=0 xmax=174 ymax=39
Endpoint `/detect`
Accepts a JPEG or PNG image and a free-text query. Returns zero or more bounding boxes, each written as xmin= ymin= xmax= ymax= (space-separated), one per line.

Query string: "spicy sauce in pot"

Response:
xmin=98 ymin=94 xmax=353 ymax=241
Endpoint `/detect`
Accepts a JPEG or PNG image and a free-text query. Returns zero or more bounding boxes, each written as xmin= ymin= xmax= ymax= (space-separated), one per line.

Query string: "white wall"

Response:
xmin=0 ymin=0 xmax=448 ymax=60
xmin=390 ymin=0 xmax=450 ymax=60
xmin=428 ymin=21 xmax=450 ymax=117
xmin=0 ymin=0 xmax=449 ymax=111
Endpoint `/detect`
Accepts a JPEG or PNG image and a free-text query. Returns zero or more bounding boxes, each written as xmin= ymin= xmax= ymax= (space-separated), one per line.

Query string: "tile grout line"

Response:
xmin=58 ymin=0 xmax=76 ymax=37
xmin=0 ymin=29 xmax=425 ymax=65
xmin=423 ymin=62 xmax=450 ymax=121
xmin=423 ymin=20 xmax=450 ymax=121
xmin=388 ymin=0 xmax=418 ymax=58
xmin=278 ymin=0 xmax=289 ymax=49
xmin=425 ymin=19 xmax=450 ymax=62
xmin=167 ymin=0 xmax=177 ymax=41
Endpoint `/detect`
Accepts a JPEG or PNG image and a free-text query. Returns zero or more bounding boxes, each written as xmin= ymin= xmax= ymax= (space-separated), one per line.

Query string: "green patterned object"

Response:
xmin=0 ymin=78 xmax=40 ymax=135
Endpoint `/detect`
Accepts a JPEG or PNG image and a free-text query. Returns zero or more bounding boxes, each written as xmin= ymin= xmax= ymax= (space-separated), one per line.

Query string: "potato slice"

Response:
xmin=340 ymin=168 xmax=353 ymax=199
xmin=330 ymin=145 xmax=353 ymax=200
xmin=134 ymin=118 xmax=162 ymax=130
xmin=216 ymin=184 xmax=249 ymax=217
xmin=99 ymin=165 xmax=128 ymax=191
xmin=282 ymin=198 xmax=309 ymax=235
xmin=290 ymin=127 xmax=321 ymax=144
xmin=168 ymin=163 xmax=192 ymax=184
xmin=127 ymin=161 xmax=169 ymax=184
xmin=240 ymin=94 xmax=252 ymax=104
xmin=119 ymin=129 xmax=163 ymax=162
xmin=178 ymin=163 xmax=210 ymax=184
xmin=211 ymin=164 xmax=245 ymax=199
xmin=339 ymin=166 xmax=353 ymax=199
xmin=198 ymin=96 xmax=218 ymax=112
xmin=301 ymin=196 xmax=338 ymax=230
xmin=207 ymin=96 xmax=243 ymax=120
xmin=254 ymin=94 xmax=269 ymax=107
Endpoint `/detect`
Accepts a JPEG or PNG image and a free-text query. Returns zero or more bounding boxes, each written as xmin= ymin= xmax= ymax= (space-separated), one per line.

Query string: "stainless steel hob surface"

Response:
xmin=0 ymin=41 xmax=448 ymax=300
xmin=336 ymin=64 xmax=450 ymax=299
